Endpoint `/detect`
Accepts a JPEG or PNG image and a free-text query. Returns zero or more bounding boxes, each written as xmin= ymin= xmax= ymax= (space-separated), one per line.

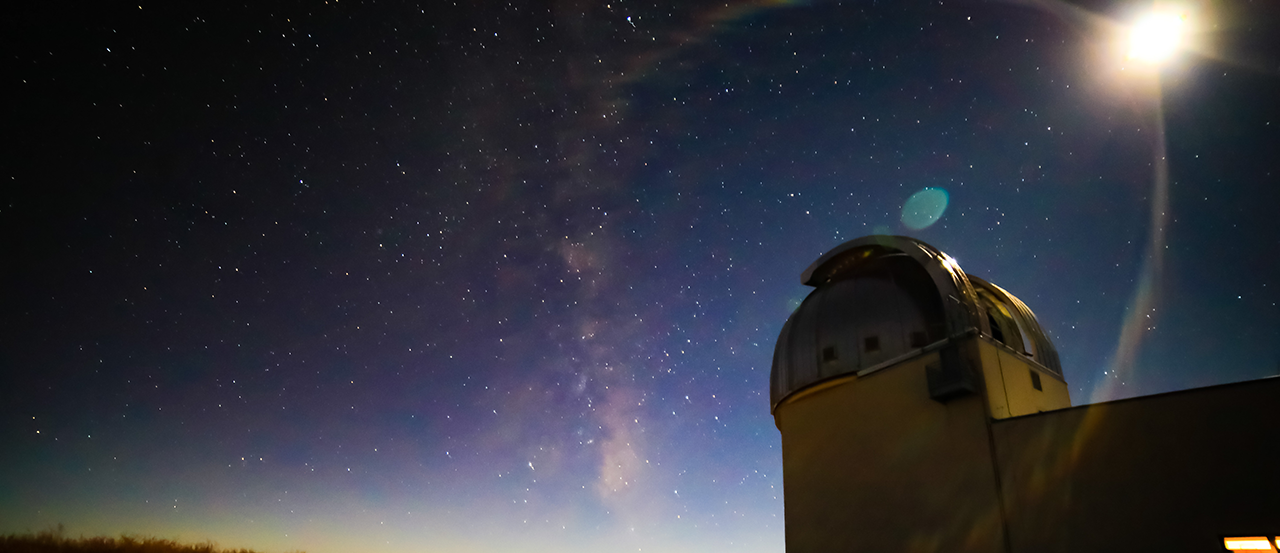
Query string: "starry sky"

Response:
xmin=4 ymin=0 xmax=1278 ymax=552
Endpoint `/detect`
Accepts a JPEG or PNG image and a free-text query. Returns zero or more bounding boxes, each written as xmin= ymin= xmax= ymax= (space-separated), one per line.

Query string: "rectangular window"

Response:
xmin=1030 ymin=369 xmax=1042 ymax=391
xmin=1222 ymin=537 xmax=1277 ymax=551
xmin=864 ymin=336 xmax=880 ymax=353
xmin=822 ymin=346 xmax=838 ymax=362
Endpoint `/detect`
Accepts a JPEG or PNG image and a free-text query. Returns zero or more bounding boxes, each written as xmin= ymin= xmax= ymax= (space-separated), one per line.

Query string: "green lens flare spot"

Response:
xmin=901 ymin=188 xmax=949 ymax=230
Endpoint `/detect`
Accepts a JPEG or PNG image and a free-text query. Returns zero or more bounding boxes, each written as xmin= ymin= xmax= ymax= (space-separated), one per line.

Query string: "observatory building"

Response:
xmin=770 ymin=235 xmax=1278 ymax=553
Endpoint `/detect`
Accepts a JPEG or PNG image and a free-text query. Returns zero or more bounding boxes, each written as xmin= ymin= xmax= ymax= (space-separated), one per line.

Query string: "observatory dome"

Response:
xmin=770 ymin=235 xmax=1062 ymax=411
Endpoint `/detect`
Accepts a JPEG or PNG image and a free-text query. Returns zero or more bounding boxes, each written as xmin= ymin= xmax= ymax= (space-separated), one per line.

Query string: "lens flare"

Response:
xmin=1093 ymin=94 xmax=1170 ymax=403
xmin=900 ymin=188 xmax=949 ymax=230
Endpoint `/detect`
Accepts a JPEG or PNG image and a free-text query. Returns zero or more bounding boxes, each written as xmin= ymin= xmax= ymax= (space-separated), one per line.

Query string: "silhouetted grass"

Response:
xmin=0 ymin=526 xmax=299 ymax=553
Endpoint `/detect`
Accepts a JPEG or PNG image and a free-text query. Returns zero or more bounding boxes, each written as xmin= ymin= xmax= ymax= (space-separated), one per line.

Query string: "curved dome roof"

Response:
xmin=771 ymin=235 xmax=1061 ymax=411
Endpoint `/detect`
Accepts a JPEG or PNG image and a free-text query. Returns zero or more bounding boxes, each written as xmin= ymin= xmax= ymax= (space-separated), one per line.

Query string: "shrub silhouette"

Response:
xmin=0 ymin=526 xmax=301 ymax=553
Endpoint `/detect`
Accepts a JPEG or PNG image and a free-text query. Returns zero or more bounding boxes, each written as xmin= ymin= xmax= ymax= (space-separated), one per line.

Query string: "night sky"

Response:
xmin=4 ymin=0 xmax=1278 ymax=551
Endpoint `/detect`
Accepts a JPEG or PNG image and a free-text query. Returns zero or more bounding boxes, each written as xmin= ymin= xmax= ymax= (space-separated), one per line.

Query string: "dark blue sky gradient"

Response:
xmin=4 ymin=0 xmax=1278 ymax=551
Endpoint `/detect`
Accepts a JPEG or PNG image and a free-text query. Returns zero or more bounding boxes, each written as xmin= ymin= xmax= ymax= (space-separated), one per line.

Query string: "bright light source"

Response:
xmin=1128 ymin=11 xmax=1186 ymax=64
xmin=1223 ymin=537 xmax=1276 ymax=551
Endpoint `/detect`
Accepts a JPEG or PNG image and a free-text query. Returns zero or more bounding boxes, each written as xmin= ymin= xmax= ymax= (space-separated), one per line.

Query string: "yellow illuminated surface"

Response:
xmin=1223 ymin=537 xmax=1276 ymax=551
xmin=1128 ymin=11 xmax=1185 ymax=63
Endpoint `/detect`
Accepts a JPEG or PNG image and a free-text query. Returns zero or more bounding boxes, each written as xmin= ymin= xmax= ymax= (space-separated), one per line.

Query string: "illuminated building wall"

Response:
xmin=771 ymin=236 xmax=1278 ymax=552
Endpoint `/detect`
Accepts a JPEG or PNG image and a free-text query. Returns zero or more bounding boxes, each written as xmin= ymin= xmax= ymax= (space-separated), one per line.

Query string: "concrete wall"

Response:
xmin=774 ymin=340 xmax=1007 ymax=553
xmin=994 ymin=377 xmax=1280 ymax=552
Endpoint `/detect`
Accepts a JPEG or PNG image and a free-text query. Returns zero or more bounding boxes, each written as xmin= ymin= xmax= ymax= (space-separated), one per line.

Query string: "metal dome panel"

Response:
xmin=771 ymin=235 xmax=1060 ymax=411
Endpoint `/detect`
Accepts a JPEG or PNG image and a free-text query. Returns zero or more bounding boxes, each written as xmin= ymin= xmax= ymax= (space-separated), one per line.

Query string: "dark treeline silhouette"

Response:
xmin=0 ymin=526 xmax=300 ymax=553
